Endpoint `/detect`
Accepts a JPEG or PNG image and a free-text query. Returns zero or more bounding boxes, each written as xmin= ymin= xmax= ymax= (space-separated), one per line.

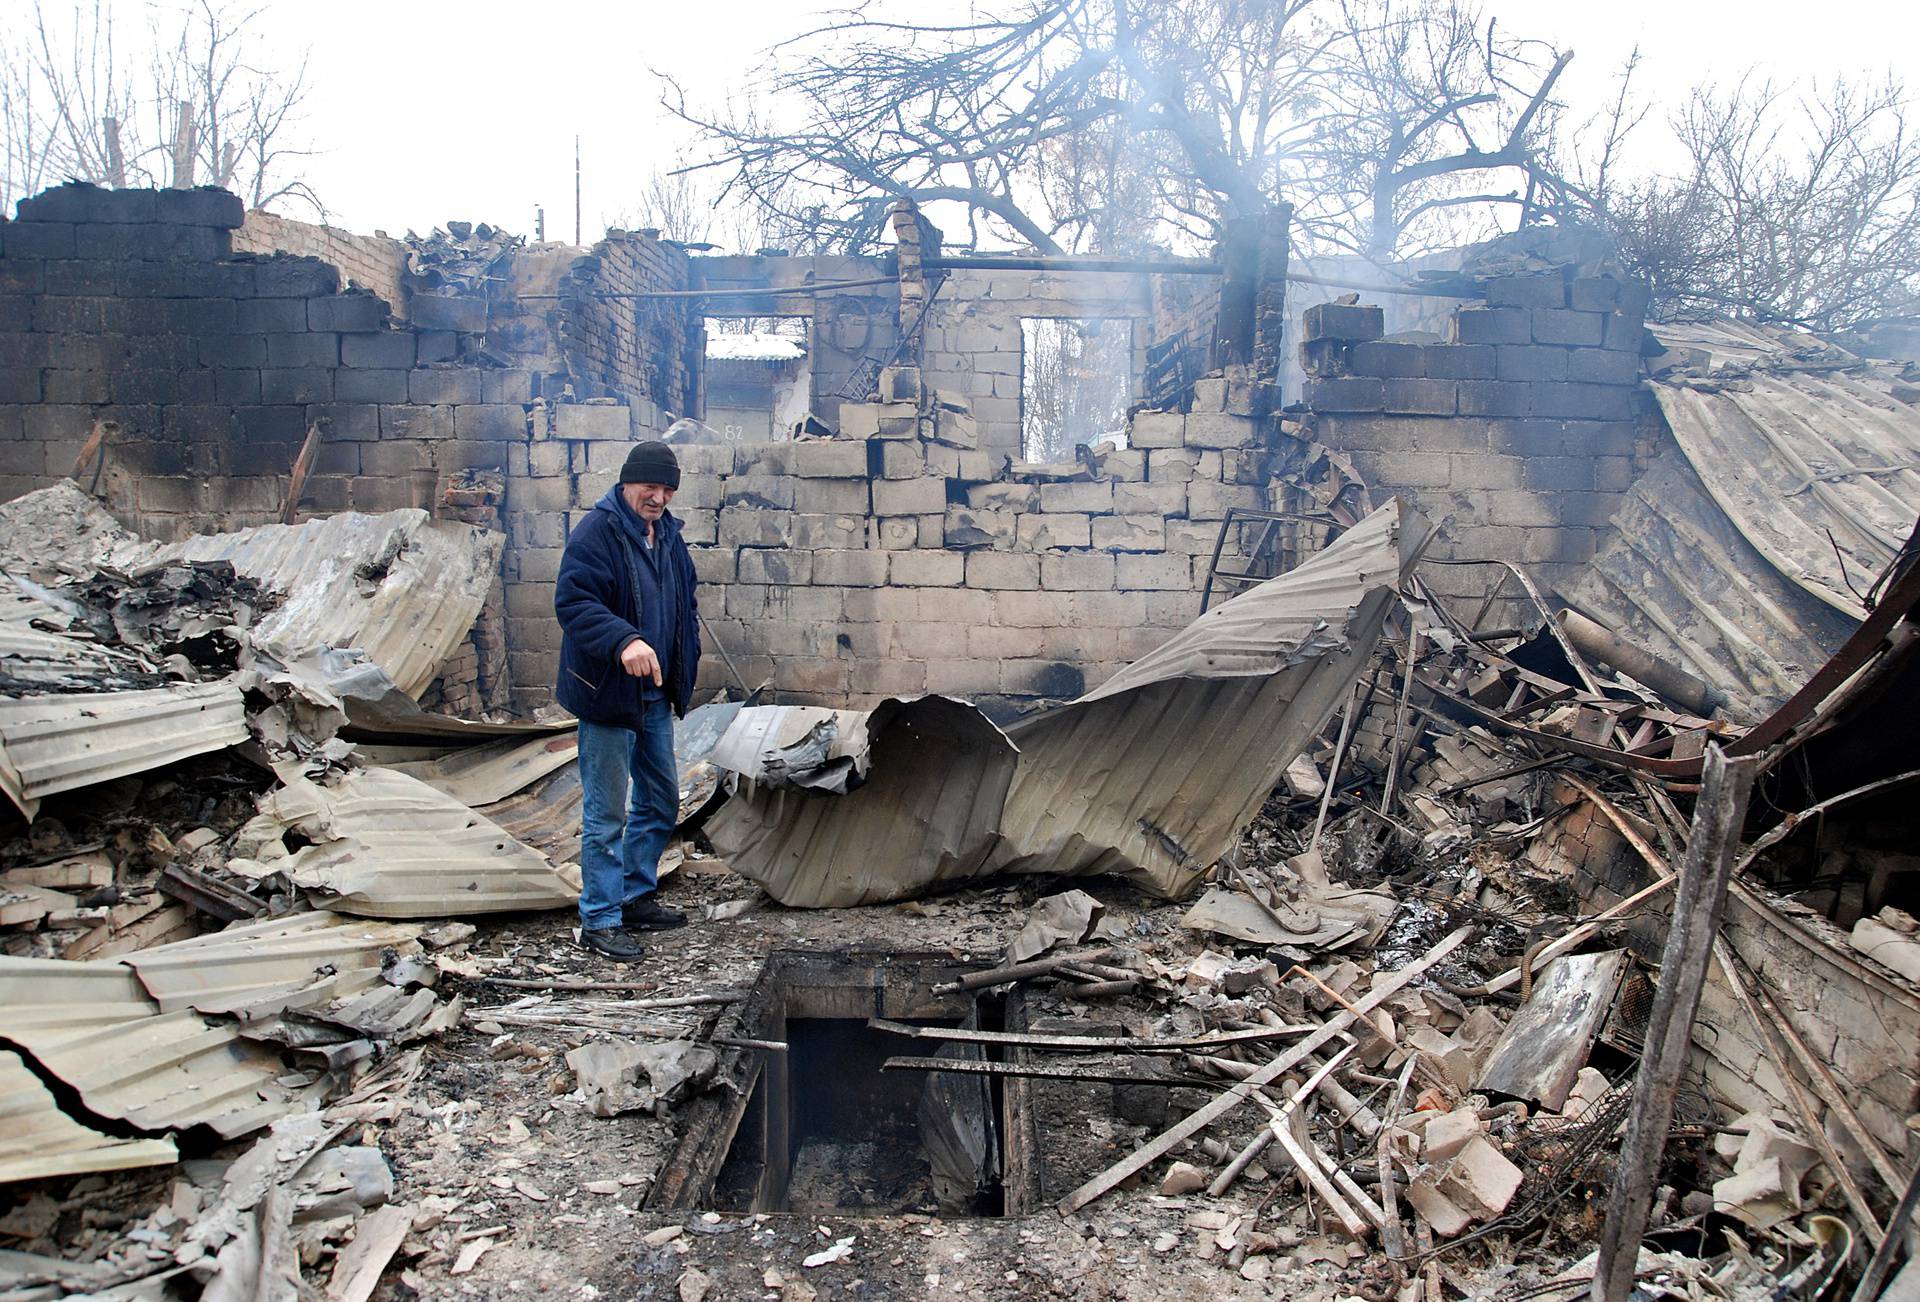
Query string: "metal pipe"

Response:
xmin=925 ymin=254 xmax=1219 ymax=275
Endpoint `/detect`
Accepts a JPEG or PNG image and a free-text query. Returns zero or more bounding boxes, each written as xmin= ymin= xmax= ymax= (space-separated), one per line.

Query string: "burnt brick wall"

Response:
xmin=232 ymin=210 xmax=410 ymax=317
xmin=1299 ymin=272 xmax=1654 ymax=620
xmin=555 ymin=231 xmax=696 ymax=417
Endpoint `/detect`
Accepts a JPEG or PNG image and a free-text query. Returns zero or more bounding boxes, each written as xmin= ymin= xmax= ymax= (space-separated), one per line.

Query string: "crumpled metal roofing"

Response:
xmin=0 ymin=679 xmax=249 ymax=819
xmin=0 ymin=484 xmax=503 ymax=700
xmin=121 ymin=911 xmax=423 ymax=1016
xmin=0 ymin=955 xmax=315 ymax=1139
xmin=152 ymin=508 xmax=502 ymax=699
xmin=1647 ymin=322 xmax=1919 ymax=618
xmin=0 ymin=1047 xmax=178 ymax=1184
xmin=238 ymin=766 xmax=578 ymax=917
xmin=707 ymin=499 xmax=1430 ymax=905
xmin=1564 ymin=455 xmax=1861 ymax=718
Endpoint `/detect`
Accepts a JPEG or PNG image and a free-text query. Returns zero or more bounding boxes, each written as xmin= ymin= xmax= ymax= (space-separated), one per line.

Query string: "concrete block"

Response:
xmin=1567 ymin=347 xmax=1640 ymax=386
xmin=788 ymin=441 xmax=870 ymax=477
xmin=1523 ymin=456 xmax=1596 ymax=492
xmin=1039 ymin=480 xmax=1113 ymax=513
xmin=1568 ymin=277 xmax=1623 ymax=312
xmin=723 ymin=475 xmax=797 ymax=510
xmin=1091 ymin=515 xmax=1165 ymax=552
xmin=335 ymin=369 xmax=410 ymax=404
xmin=944 ymin=506 xmax=1015 ymax=549
xmin=925 ymin=659 xmax=1006 ymax=697
xmin=482 ymin=368 xmax=537 ymax=405
xmin=74 ymin=221 xmax=228 ymax=261
xmin=1382 ymin=379 xmax=1457 ymax=416
xmin=1530 ymin=309 xmax=1605 ymax=347
xmin=552 ymin=403 xmax=632 ymax=440
xmin=41 ymin=369 xmax=106 ymax=403
xmin=998 ymin=659 xmax=1091 ymax=698
xmin=3 ymin=222 xmax=76 ymax=258
xmin=792 ymin=477 xmax=869 ymax=515
xmin=1016 ymin=512 xmax=1092 ymax=550
xmin=1351 ymin=340 xmax=1426 ymax=377
xmin=455 ymin=404 xmax=530 ymax=441
xmin=690 ymin=548 xmax=735 ymax=583
xmin=1129 ymin=410 xmax=1185 ymax=448
xmin=1485 ymin=274 xmax=1566 ymax=309
xmin=1302 ymin=301 xmax=1385 ymax=342
xmin=1438 ymin=1135 xmax=1523 ymax=1219
xmin=1041 ymin=553 xmax=1115 ymax=591
xmin=1457 ymin=381 xmax=1533 ymax=419
xmin=1450 ymin=308 xmax=1532 ymax=346
xmin=1187 ymin=481 xmax=1263 ymax=519
xmin=1407 ymin=1180 xmax=1474 ymax=1238
xmin=1115 ymin=553 xmax=1192 ymax=590
xmin=672 ymin=444 xmax=735 ymax=476
xmin=254 ymin=257 xmax=340 ymax=298
xmin=1443 ymin=453 xmax=1524 ymax=490
xmin=234 ymin=298 xmax=309 ymax=333
xmin=1303 ymin=377 xmax=1385 ymax=412
xmin=792 ymin=513 xmax=867 ymax=551
xmin=259 ymin=368 xmax=332 ymax=404
xmin=1422 ymin=344 xmax=1496 ymax=380
xmin=1183 ymin=412 xmax=1260 ymax=448
xmin=1113 ymin=481 xmax=1188 ymax=515
xmin=718 ymin=506 xmax=793 ymax=547
xmin=812 ymin=549 xmax=889 ymax=587
xmin=308 ymin=294 xmax=389 ymax=333
xmin=1100 ymin=448 xmax=1146 ymax=481
xmin=889 ymin=550 xmax=965 ymax=586
xmin=738 ymin=548 xmax=811 ymax=585
xmin=415 ymin=330 xmax=458 ymax=363
xmin=409 ymin=368 xmax=484 ymax=406
xmin=879 ymin=441 xmax=925 ymax=478
xmin=965 ymin=552 xmax=1040 ymax=590
xmin=873 ymin=476 xmax=947 ymax=516
xmin=1423 ymin=1109 xmax=1482 ymax=1163
xmin=1495 ymin=345 xmax=1568 ymax=382
xmin=1147 ymin=447 xmax=1203 ymax=482
xmin=967 ymin=481 xmax=1039 ymax=512
xmin=843 ymin=587 xmax=923 ymax=623
xmin=1602 ymin=311 xmax=1648 ymax=352
xmin=380 ymin=404 xmax=453 ymax=440
xmin=836 ymin=403 xmax=881 ymax=439
xmin=969 ymin=624 xmax=1045 ymax=659
xmin=1531 ymin=382 xmax=1635 ymax=421
xmin=409 ymin=294 xmax=487 ymax=333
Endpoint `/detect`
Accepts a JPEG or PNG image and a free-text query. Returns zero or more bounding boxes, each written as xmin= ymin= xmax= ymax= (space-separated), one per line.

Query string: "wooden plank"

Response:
xmin=869 ymin=1019 xmax=1310 ymax=1054
xmin=1593 ymin=748 xmax=1763 ymax=1302
xmin=1057 ymin=925 xmax=1472 ymax=1215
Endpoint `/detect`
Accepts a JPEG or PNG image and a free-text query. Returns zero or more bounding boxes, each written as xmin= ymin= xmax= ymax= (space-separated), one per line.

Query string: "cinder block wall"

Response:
xmin=1299 ymin=273 xmax=1652 ymax=618
xmin=231 ymin=210 xmax=411 ymax=317
xmin=920 ymin=268 xmax=1152 ymax=457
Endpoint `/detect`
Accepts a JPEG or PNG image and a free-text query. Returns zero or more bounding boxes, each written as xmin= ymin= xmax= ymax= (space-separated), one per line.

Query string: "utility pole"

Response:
xmin=574 ymin=135 xmax=582 ymax=246
xmin=536 ymin=206 xmax=546 ymax=242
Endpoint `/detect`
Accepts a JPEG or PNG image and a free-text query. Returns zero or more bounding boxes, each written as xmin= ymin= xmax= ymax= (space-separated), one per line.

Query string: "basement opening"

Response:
xmin=647 ymin=949 xmax=1041 ymax=1218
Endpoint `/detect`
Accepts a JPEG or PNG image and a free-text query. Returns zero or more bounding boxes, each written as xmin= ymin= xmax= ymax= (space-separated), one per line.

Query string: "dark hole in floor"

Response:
xmin=661 ymin=950 xmax=1040 ymax=1218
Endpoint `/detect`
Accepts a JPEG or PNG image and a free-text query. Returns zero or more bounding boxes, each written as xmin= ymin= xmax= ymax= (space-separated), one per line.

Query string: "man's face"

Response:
xmin=621 ymin=481 xmax=675 ymax=522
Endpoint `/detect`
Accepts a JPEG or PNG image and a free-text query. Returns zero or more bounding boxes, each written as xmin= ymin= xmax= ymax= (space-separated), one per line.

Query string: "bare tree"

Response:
xmin=663 ymin=0 xmax=1575 ymax=260
xmin=1 ymin=0 xmax=317 ymax=215
xmin=1581 ymin=74 xmax=1920 ymax=332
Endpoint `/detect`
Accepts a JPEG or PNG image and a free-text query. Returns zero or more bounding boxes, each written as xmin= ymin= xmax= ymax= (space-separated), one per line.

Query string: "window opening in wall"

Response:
xmin=1020 ymin=317 xmax=1134 ymax=463
xmin=703 ymin=316 xmax=812 ymax=442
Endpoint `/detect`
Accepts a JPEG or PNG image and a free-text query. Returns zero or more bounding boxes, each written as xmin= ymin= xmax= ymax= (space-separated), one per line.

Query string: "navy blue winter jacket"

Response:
xmin=554 ymin=486 xmax=701 ymax=725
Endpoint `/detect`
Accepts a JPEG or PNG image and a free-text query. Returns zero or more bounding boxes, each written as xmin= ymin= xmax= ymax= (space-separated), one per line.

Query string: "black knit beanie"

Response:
xmin=618 ymin=440 xmax=681 ymax=489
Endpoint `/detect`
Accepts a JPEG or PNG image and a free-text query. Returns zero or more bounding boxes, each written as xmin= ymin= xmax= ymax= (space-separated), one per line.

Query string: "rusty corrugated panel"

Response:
xmin=707 ymin=499 xmax=1429 ymax=906
xmin=0 ymin=1047 xmax=178 ymax=1184
xmin=0 ymin=680 xmax=249 ymax=819
xmin=1649 ymin=322 xmax=1920 ymax=618
xmin=0 ymin=956 xmax=314 ymax=1139
xmin=237 ymin=766 xmax=578 ymax=918
xmin=121 ymin=911 xmax=422 ymax=1016
xmin=1565 ymin=455 xmax=1860 ymax=717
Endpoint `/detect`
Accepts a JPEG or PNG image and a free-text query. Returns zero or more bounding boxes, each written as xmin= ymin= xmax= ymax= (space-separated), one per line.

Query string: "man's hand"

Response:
xmin=619 ymin=638 xmax=663 ymax=686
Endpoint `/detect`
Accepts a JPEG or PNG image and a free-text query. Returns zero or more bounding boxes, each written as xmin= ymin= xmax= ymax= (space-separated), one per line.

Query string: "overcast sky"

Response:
xmin=26 ymin=0 xmax=1919 ymax=242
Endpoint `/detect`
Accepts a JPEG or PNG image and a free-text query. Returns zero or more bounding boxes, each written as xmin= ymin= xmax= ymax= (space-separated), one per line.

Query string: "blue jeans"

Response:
xmin=577 ymin=700 xmax=678 ymax=932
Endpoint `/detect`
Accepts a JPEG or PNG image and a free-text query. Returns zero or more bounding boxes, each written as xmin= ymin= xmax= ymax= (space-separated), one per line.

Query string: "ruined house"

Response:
xmin=0 ymin=180 xmax=1916 ymax=1300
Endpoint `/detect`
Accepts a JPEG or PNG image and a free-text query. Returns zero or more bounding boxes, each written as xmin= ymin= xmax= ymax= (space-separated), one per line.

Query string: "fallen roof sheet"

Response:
xmin=0 ymin=484 xmax=503 ymax=700
xmin=238 ymin=766 xmax=578 ymax=917
xmin=384 ymin=732 xmax=580 ymax=807
xmin=121 ymin=911 xmax=423 ymax=1016
xmin=0 ymin=955 xmax=315 ymax=1139
xmin=0 ymin=1047 xmax=178 ymax=1184
xmin=1564 ymin=454 xmax=1860 ymax=717
xmin=1648 ymin=322 xmax=1920 ymax=620
xmin=0 ymin=679 xmax=249 ymax=819
xmin=707 ymin=498 xmax=1430 ymax=905
xmin=152 ymin=508 xmax=502 ymax=699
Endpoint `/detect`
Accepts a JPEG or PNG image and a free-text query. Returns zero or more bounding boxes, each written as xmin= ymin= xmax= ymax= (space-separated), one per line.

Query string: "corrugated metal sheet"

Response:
xmin=121 ymin=911 xmax=423 ymax=1016
xmin=708 ymin=499 xmax=1429 ymax=906
xmin=0 ymin=956 xmax=314 ymax=1139
xmin=385 ymin=732 xmax=580 ymax=807
xmin=0 ymin=680 xmax=249 ymax=819
xmin=1565 ymin=455 xmax=1860 ymax=717
xmin=241 ymin=766 xmax=578 ymax=917
xmin=1649 ymin=322 xmax=1920 ymax=618
xmin=0 ymin=1047 xmax=177 ymax=1184
xmin=152 ymin=509 xmax=503 ymax=699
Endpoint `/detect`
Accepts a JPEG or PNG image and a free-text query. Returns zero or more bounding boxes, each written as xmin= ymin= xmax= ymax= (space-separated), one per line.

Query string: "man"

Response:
xmin=554 ymin=440 xmax=701 ymax=959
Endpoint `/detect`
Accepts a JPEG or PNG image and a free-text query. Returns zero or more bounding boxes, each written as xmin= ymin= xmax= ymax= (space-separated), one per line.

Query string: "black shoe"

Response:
xmin=621 ymin=895 xmax=688 ymax=930
xmin=579 ymin=927 xmax=645 ymax=959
